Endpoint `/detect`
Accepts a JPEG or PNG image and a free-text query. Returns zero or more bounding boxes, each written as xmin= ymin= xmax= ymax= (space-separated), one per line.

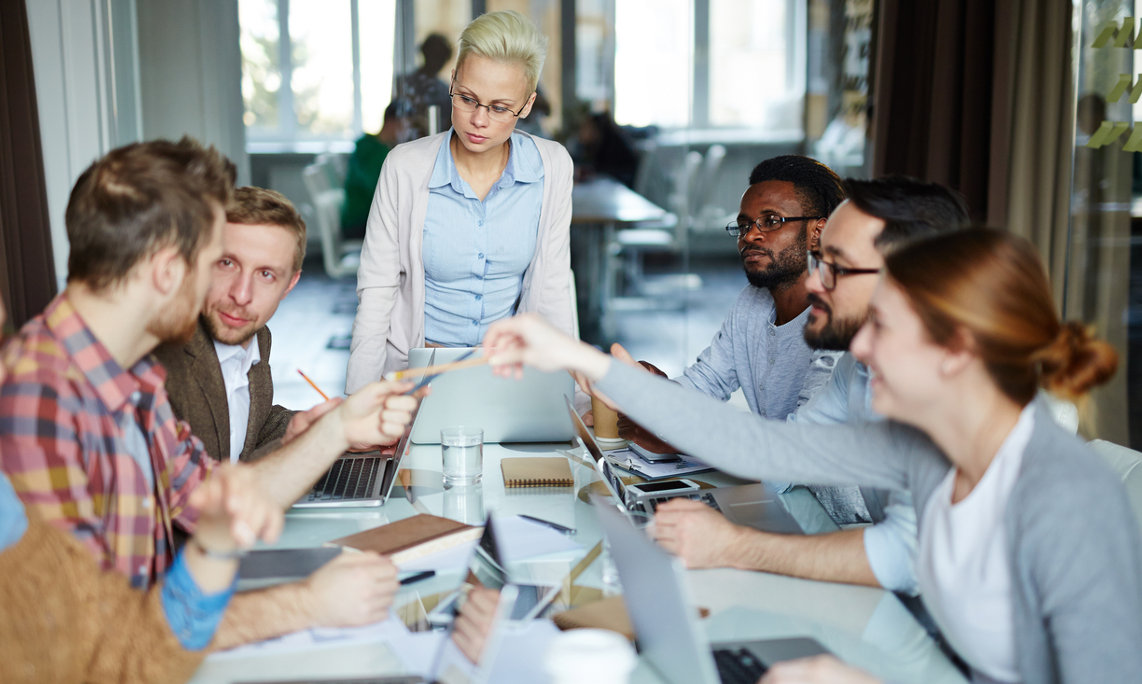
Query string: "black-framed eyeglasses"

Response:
xmin=807 ymin=249 xmax=881 ymax=291
xmin=725 ymin=213 xmax=824 ymax=239
xmin=449 ymin=78 xmax=528 ymax=122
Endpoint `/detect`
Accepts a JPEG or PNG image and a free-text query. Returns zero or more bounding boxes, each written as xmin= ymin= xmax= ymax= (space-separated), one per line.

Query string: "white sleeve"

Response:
xmin=862 ymin=490 xmax=919 ymax=594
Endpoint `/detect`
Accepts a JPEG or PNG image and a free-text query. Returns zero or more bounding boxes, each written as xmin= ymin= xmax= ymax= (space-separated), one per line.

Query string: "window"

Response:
xmin=239 ymin=0 xmax=397 ymax=148
xmin=613 ymin=0 xmax=804 ymax=132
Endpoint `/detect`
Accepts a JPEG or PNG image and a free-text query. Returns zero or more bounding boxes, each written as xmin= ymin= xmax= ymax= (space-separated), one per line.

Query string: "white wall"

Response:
xmin=136 ymin=0 xmax=249 ymax=185
xmin=25 ymin=0 xmax=141 ymax=288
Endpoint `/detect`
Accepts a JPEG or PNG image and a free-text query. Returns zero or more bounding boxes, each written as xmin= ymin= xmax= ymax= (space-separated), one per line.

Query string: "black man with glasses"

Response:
xmin=653 ymin=177 xmax=969 ymax=608
xmin=607 ymin=155 xmax=845 ymax=455
xmin=348 ymin=10 xmax=576 ymax=392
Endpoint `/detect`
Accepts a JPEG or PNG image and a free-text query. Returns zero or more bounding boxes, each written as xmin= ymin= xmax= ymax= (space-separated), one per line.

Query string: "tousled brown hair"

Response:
xmin=65 ymin=137 xmax=235 ymax=290
xmin=225 ymin=186 xmax=307 ymax=273
xmin=884 ymin=228 xmax=1117 ymax=405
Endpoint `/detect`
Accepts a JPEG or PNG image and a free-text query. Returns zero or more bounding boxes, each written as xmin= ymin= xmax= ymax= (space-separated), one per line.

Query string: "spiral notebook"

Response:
xmin=500 ymin=457 xmax=574 ymax=487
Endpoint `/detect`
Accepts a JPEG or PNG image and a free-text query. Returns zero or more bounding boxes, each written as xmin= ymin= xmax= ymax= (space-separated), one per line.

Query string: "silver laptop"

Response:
xmin=564 ymin=396 xmax=802 ymax=534
xmin=595 ymin=500 xmax=830 ymax=683
xmin=292 ymin=420 xmax=415 ymax=509
xmin=407 ymin=347 xmax=575 ymax=444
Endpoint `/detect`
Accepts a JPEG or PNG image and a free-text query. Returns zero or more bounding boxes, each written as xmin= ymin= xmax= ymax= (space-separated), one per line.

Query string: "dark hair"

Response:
xmin=226 ymin=186 xmax=307 ymax=273
xmin=383 ymin=98 xmax=413 ymax=122
xmin=66 ymin=137 xmax=236 ymax=291
xmin=748 ymin=156 xmax=846 ymax=218
xmin=885 ymin=228 xmax=1117 ymax=405
xmin=420 ymin=33 xmax=453 ymax=69
xmin=843 ymin=176 xmax=970 ymax=252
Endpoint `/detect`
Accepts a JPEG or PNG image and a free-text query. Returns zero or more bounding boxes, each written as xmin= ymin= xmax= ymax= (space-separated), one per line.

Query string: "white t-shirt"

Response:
xmin=916 ymin=404 xmax=1035 ymax=683
xmin=212 ymin=338 xmax=261 ymax=463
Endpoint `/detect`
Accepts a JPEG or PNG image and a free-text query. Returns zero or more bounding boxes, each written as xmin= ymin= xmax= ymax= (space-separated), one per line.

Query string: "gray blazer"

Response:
xmin=597 ymin=361 xmax=1142 ymax=684
xmin=154 ymin=320 xmax=294 ymax=463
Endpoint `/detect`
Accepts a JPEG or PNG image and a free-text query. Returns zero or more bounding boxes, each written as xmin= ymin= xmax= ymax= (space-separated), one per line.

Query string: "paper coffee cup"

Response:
xmin=592 ymin=395 xmax=620 ymax=440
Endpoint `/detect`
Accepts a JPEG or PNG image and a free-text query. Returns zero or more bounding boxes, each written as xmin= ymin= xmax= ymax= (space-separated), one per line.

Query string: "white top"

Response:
xmin=212 ymin=338 xmax=262 ymax=463
xmin=916 ymin=404 xmax=1036 ymax=683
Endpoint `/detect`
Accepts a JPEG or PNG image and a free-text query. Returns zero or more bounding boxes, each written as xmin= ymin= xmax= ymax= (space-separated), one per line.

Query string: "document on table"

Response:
xmin=496 ymin=514 xmax=583 ymax=563
xmin=206 ymin=616 xmax=433 ymax=663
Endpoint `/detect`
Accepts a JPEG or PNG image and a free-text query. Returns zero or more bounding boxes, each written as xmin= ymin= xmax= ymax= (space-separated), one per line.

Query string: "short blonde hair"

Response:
xmin=456 ymin=10 xmax=547 ymax=92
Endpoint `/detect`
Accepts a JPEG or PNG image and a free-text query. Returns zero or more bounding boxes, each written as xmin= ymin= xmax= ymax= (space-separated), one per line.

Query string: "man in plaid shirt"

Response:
xmin=0 ymin=138 xmax=417 ymax=648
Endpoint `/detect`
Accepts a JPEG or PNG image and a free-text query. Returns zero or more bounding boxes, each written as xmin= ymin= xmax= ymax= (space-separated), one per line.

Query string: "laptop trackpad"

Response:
xmin=745 ymin=637 xmax=829 ymax=665
xmin=725 ymin=501 xmax=803 ymax=535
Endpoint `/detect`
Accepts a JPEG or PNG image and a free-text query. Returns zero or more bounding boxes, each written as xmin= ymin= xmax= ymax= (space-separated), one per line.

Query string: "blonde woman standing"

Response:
xmin=347 ymin=10 xmax=573 ymax=392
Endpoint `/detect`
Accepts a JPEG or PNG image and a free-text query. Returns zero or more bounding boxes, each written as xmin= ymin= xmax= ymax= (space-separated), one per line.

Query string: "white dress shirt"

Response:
xmin=212 ymin=338 xmax=261 ymax=463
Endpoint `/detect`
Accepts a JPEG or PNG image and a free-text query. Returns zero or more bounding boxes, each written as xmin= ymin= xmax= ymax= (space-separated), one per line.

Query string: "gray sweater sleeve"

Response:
xmin=596 ymin=361 xmax=930 ymax=492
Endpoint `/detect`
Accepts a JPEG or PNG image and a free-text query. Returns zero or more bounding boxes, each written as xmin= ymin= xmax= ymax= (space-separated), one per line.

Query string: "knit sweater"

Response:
xmin=596 ymin=361 xmax=1142 ymax=683
xmin=0 ymin=512 xmax=204 ymax=684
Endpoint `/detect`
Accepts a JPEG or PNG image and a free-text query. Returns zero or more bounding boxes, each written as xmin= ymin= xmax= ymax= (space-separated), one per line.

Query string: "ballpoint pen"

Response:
xmin=399 ymin=570 xmax=436 ymax=585
xmin=518 ymin=513 xmax=577 ymax=536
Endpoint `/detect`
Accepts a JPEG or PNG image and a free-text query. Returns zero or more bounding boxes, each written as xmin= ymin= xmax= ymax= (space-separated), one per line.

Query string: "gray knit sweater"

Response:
xmin=596 ymin=361 xmax=1142 ymax=684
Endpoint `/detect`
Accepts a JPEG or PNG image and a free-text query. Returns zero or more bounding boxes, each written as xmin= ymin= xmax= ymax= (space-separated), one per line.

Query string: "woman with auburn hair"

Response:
xmin=347 ymin=10 xmax=574 ymax=393
xmin=482 ymin=228 xmax=1142 ymax=683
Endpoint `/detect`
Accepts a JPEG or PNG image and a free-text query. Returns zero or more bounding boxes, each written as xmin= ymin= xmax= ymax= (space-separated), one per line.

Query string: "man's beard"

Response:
xmin=202 ymin=308 xmax=258 ymax=347
xmin=148 ymin=276 xmax=199 ymax=345
xmin=741 ymin=231 xmax=806 ymax=290
xmin=802 ymin=292 xmax=866 ymax=351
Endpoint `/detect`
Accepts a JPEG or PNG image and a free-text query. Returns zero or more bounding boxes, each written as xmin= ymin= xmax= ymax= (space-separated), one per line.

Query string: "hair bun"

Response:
xmin=1036 ymin=322 xmax=1118 ymax=399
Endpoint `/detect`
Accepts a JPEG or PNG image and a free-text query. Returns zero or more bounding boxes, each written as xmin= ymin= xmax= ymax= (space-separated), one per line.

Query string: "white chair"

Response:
xmin=1088 ymin=439 xmax=1142 ymax=536
xmin=302 ymin=161 xmax=361 ymax=280
xmin=611 ymin=148 xmax=705 ymax=301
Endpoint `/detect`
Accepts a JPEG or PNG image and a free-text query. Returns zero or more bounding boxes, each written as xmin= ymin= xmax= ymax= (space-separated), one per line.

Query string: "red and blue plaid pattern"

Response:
xmin=1 ymin=295 xmax=213 ymax=588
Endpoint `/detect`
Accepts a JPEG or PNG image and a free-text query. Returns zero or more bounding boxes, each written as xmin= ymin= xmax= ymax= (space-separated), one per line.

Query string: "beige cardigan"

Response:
xmin=347 ymin=130 xmax=575 ymax=393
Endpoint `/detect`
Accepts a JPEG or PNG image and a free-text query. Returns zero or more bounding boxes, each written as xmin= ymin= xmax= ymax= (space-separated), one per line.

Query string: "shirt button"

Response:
xmin=769 ymin=329 xmax=776 ymax=336
xmin=477 ymin=252 xmax=484 ymax=259
xmin=478 ymin=220 xmax=484 ymax=227
xmin=472 ymin=320 xmax=478 ymax=326
xmin=475 ymin=294 xmax=482 ymax=300
xmin=142 ymin=498 xmax=152 ymax=510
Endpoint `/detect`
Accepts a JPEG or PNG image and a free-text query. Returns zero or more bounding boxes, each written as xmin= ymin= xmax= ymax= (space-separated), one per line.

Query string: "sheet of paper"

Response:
xmin=206 ymin=615 xmax=411 ymax=661
xmin=497 ymin=514 xmax=583 ymax=563
xmin=396 ymin=538 xmax=478 ymax=573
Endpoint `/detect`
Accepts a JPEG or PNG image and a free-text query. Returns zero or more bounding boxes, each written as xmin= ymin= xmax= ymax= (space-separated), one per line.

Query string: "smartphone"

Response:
xmin=622 ymin=478 xmax=702 ymax=512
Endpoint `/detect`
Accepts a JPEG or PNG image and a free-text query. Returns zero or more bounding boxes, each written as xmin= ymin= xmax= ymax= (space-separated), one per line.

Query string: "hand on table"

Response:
xmin=760 ymin=655 xmax=880 ymax=684
xmin=653 ymin=498 xmax=746 ymax=569
xmin=303 ymin=551 xmax=399 ymax=627
xmin=190 ymin=464 xmax=283 ymax=555
xmin=452 ymin=586 xmax=501 ymax=664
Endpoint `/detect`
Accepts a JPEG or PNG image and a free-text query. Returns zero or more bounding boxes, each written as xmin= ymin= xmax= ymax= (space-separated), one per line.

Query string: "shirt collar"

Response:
xmin=44 ymin=293 xmax=164 ymax=414
xmin=213 ymin=336 xmax=261 ymax=376
xmin=428 ymin=129 xmax=544 ymax=193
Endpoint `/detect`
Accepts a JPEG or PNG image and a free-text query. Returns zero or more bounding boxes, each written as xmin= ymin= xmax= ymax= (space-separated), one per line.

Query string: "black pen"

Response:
xmin=519 ymin=514 xmax=577 ymax=536
xmin=399 ymin=570 xmax=436 ymax=585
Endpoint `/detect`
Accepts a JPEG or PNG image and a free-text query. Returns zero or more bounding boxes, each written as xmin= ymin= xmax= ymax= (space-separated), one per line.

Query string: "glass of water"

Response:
xmin=441 ymin=426 xmax=483 ymax=487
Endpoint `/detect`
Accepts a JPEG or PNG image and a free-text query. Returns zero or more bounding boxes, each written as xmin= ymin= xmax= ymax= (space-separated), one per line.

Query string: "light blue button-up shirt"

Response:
xmin=423 ymin=130 xmax=544 ymax=347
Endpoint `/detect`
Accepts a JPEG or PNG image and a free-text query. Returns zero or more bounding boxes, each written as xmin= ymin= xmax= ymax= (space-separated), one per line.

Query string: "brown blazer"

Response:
xmin=154 ymin=319 xmax=294 ymax=462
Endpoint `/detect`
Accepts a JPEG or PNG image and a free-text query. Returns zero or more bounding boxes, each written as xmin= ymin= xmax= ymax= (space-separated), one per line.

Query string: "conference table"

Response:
xmin=571 ymin=177 xmax=668 ymax=343
xmin=189 ymin=440 xmax=967 ymax=684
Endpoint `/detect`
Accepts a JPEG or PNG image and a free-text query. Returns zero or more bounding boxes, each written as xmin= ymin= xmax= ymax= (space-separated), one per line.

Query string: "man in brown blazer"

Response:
xmin=156 ymin=186 xmax=305 ymax=462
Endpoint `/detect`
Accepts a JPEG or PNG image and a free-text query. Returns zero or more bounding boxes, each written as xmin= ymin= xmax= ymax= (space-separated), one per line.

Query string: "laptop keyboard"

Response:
xmin=303 ymin=457 xmax=380 ymax=502
xmin=713 ymin=647 xmax=767 ymax=684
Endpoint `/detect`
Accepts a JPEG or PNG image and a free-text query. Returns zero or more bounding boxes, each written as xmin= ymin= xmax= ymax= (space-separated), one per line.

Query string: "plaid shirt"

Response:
xmin=0 ymin=294 xmax=214 ymax=588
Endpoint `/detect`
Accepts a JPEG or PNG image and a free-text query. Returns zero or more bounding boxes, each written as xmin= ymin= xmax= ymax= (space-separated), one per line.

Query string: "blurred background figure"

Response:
xmin=342 ymin=98 xmax=413 ymax=240
xmin=396 ymin=33 xmax=454 ymax=139
xmin=567 ymin=106 xmax=640 ymax=188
